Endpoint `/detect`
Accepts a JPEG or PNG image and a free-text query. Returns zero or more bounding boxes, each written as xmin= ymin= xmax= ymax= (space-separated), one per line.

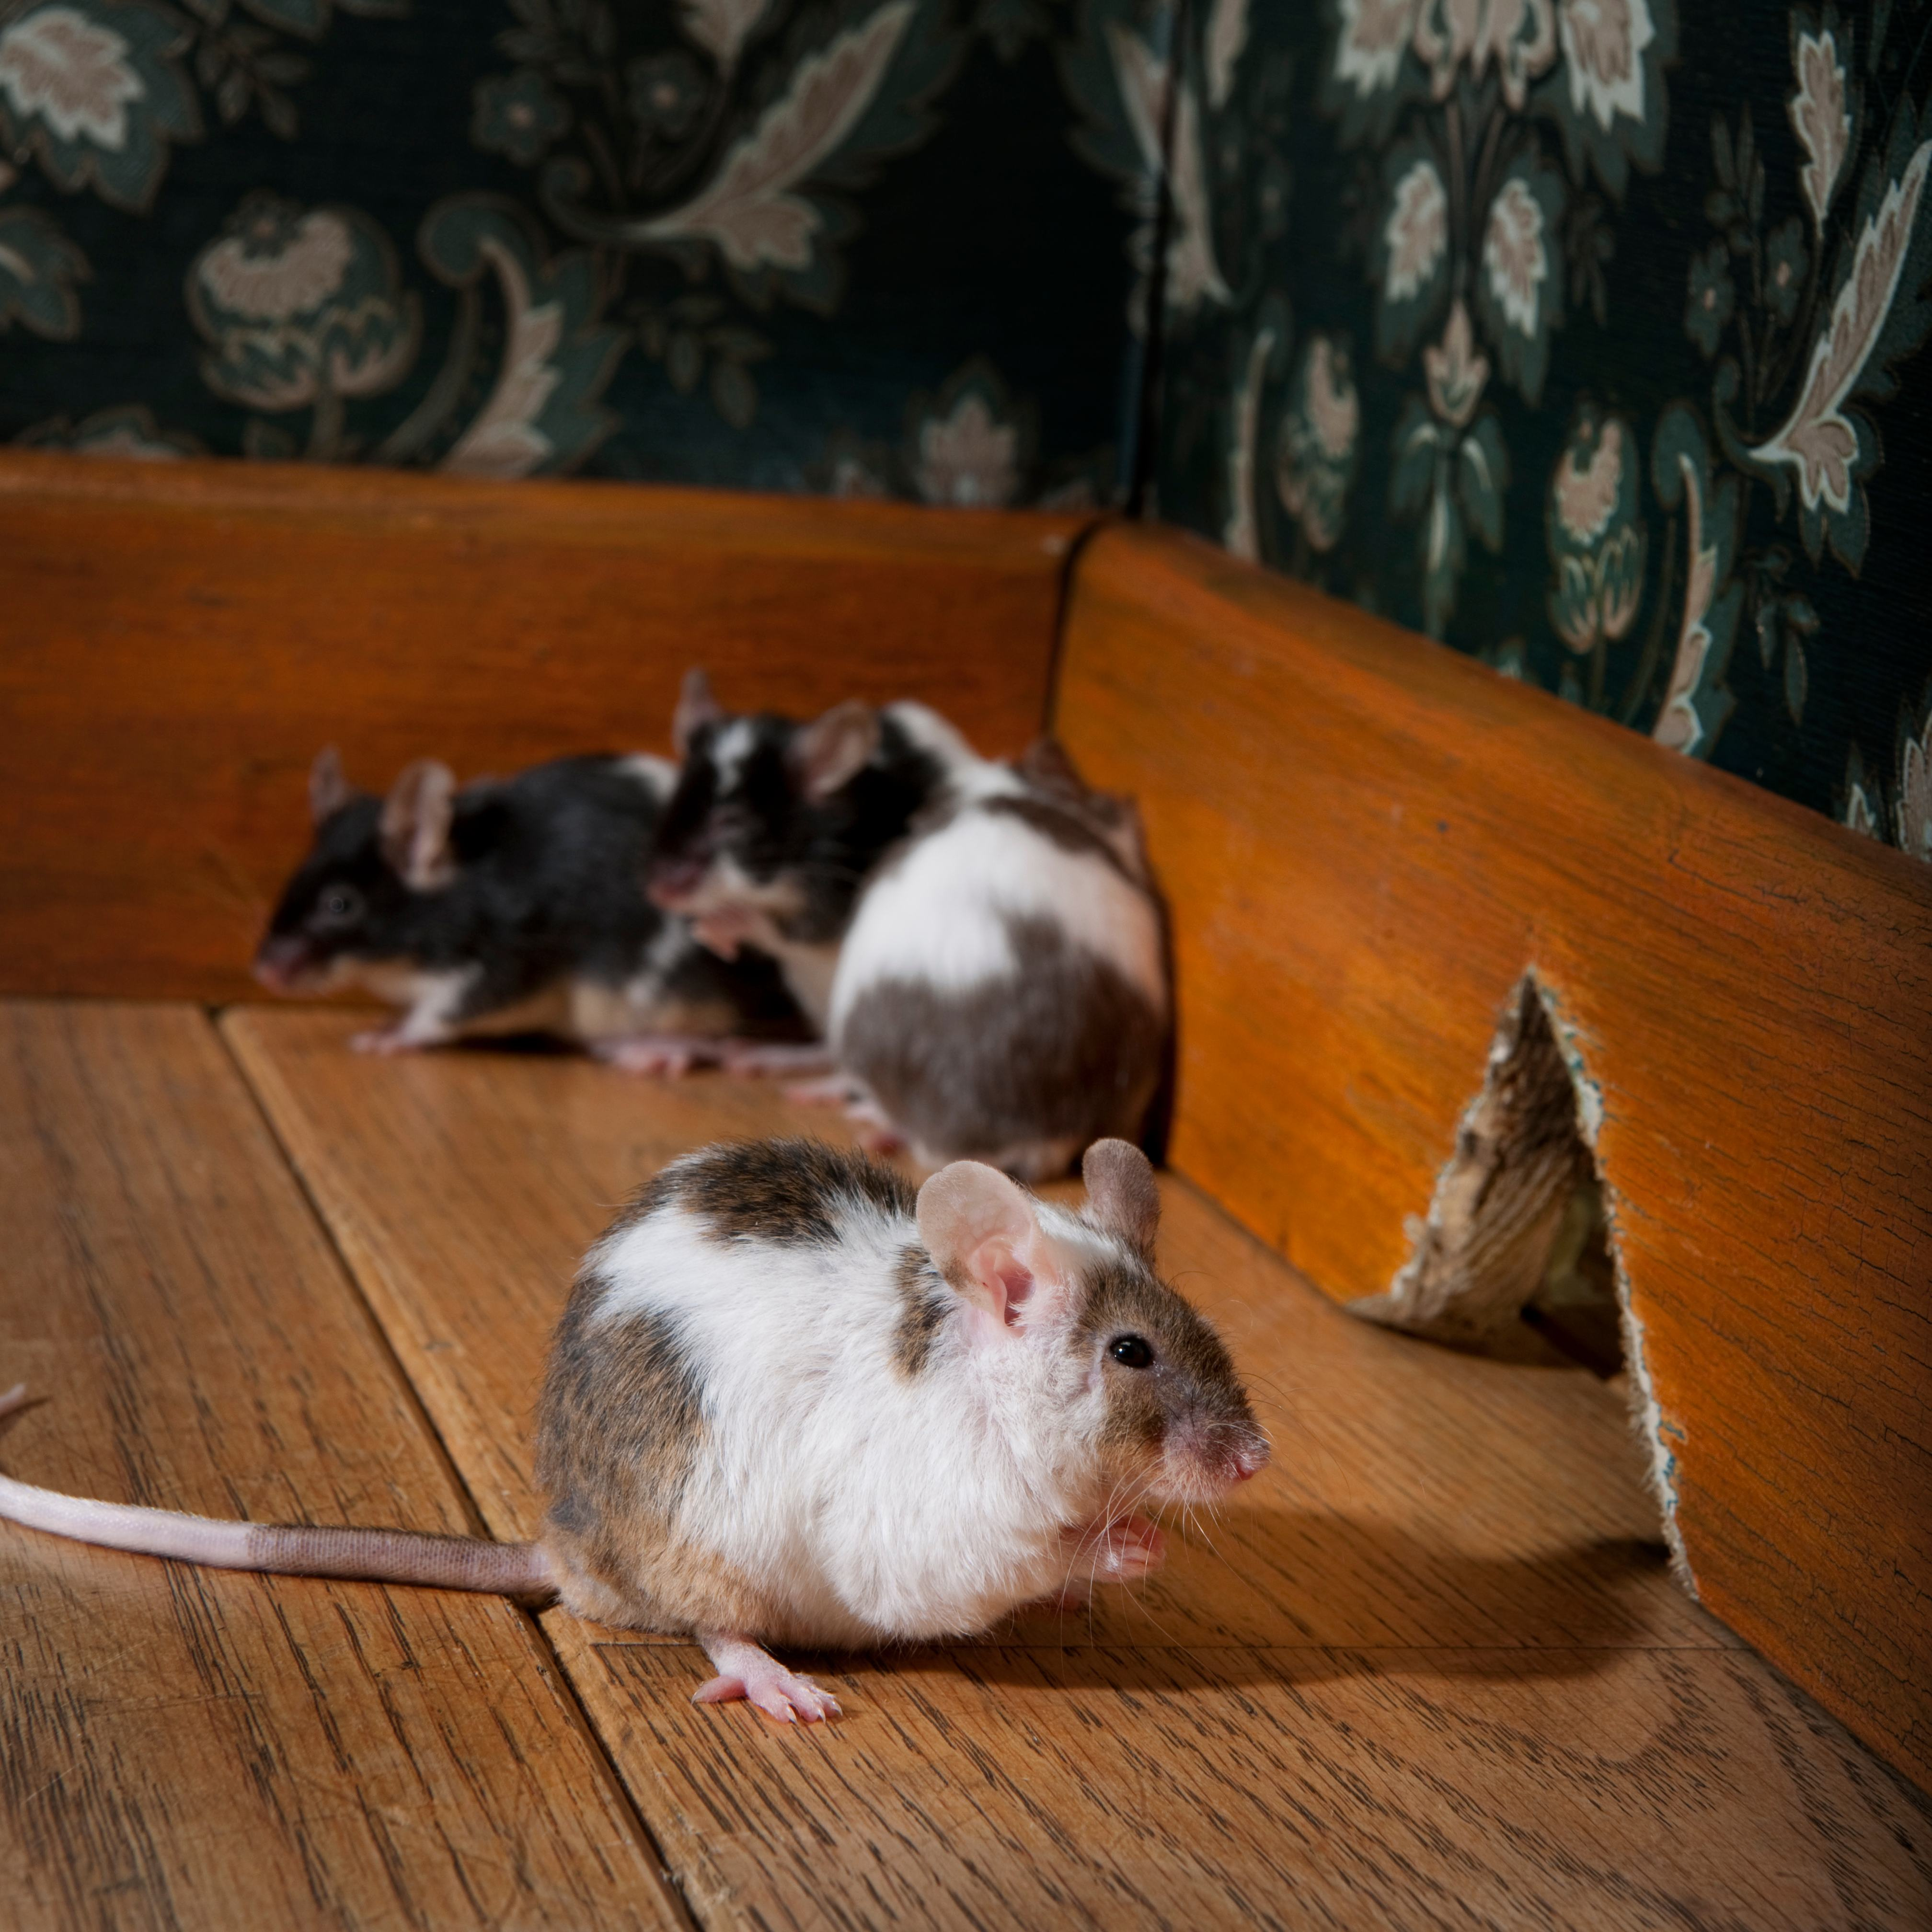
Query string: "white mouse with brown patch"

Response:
xmin=649 ymin=672 xmax=1172 ymax=1179
xmin=0 ymin=1138 xmax=1266 ymax=1725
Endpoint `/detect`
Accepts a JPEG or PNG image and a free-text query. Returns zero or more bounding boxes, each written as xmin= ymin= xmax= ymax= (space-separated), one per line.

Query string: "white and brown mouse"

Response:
xmin=649 ymin=672 xmax=1171 ymax=1177
xmin=254 ymin=747 xmax=805 ymax=1067
xmin=0 ymin=1138 xmax=1266 ymax=1724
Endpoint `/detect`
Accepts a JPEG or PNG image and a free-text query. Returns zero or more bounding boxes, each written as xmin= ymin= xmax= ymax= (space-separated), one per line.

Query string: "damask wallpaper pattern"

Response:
xmin=0 ymin=0 xmax=1927 ymax=851
xmin=1149 ymin=0 xmax=1932 ymax=855
xmin=0 ymin=0 xmax=1143 ymax=503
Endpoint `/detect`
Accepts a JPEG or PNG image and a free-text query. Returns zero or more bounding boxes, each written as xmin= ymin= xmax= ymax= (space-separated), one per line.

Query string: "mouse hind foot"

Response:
xmin=694 ymin=1631 xmax=842 ymax=1724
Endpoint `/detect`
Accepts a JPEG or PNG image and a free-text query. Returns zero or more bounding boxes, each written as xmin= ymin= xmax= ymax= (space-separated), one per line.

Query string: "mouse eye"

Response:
xmin=314 ymin=886 xmax=364 ymax=927
xmin=1108 ymin=1334 xmax=1154 ymax=1370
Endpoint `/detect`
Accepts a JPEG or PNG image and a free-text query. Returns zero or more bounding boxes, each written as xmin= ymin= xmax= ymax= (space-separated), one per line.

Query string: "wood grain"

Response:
xmin=1053 ymin=524 xmax=1932 ymax=1789
xmin=0 ymin=1001 xmax=684 ymax=1931
xmin=225 ymin=1008 xmax=1931 ymax=1928
xmin=0 ymin=448 xmax=1084 ymax=1003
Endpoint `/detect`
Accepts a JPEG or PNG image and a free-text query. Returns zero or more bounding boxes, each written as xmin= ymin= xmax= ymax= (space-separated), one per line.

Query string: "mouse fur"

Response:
xmin=0 ymin=1138 xmax=1266 ymax=1725
xmin=649 ymin=672 xmax=1170 ymax=1176
xmin=256 ymin=748 xmax=804 ymax=1061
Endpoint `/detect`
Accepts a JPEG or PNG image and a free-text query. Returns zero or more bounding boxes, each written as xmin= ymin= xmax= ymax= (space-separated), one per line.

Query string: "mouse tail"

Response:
xmin=0 ymin=1386 xmax=552 ymax=1598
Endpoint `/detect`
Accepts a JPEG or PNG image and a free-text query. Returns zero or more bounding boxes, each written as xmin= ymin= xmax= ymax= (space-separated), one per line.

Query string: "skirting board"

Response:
xmin=1054 ymin=522 xmax=1932 ymax=1789
xmin=0 ymin=451 xmax=1084 ymax=1001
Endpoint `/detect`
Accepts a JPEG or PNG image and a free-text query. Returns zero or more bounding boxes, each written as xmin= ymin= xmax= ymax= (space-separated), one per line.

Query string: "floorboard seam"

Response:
xmin=212 ymin=1008 xmax=707 ymax=1932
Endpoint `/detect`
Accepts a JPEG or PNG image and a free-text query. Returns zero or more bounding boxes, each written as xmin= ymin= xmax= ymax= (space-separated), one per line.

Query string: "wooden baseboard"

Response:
xmin=1053 ymin=522 xmax=1932 ymax=1788
xmin=0 ymin=450 xmax=1086 ymax=1001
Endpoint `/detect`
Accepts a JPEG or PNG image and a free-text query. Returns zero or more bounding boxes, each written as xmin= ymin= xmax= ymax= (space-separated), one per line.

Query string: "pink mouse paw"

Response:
xmin=695 ymin=1633 xmax=842 ymax=1725
xmin=349 ymin=1025 xmax=420 ymax=1056
xmin=781 ymin=1072 xmax=861 ymax=1106
xmin=1063 ymin=1511 xmax=1167 ymax=1584
xmin=1096 ymin=1513 xmax=1167 ymax=1580
xmin=723 ymin=1042 xmax=839 ymax=1080
xmin=593 ymin=1035 xmax=712 ymax=1078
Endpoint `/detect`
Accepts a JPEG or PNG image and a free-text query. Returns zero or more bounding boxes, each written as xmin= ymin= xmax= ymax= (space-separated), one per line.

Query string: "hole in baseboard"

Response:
xmin=1351 ymin=973 xmax=1624 ymax=1378
xmin=1351 ymin=972 xmax=1692 ymax=1585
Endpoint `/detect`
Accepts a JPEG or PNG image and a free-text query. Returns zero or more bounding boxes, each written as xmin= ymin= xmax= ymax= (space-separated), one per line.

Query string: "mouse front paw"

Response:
xmin=1063 ymin=1511 xmax=1167 ymax=1584
xmin=350 ymin=1024 xmax=421 ymax=1056
xmin=592 ymin=1035 xmax=720 ymax=1078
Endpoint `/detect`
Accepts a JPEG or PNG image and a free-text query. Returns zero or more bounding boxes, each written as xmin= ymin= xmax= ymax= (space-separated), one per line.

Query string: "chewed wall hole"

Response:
xmin=1348 ymin=969 xmax=1692 ymax=1586
xmin=1349 ymin=973 xmax=1623 ymax=1375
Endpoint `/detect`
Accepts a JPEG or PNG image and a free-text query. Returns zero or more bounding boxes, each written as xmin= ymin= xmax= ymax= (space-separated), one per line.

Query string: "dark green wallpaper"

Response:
xmin=0 ymin=0 xmax=1146 ymax=503
xmin=1 ymin=0 xmax=1928 ymax=854
xmin=1148 ymin=0 xmax=1932 ymax=857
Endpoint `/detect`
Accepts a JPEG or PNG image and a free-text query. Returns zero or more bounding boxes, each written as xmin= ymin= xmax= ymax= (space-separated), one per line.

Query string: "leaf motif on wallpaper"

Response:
xmin=1204 ymin=0 xmax=1249 ymax=110
xmin=418 ymin=196 xmax=625 ymax=479
xmin=679 ymin=0 xmax=770 ymax=72
xmin=188 ymin=193 xmax=420 ymax=460
xmin=1375 ymin=143 xmax=1451 ymax=360
xmin=1413 ymin=0 xmax=1555 ymax=113
xmin=0 ymin=0 xmax=201 ymax=213
xmin=1790 ymin=23 xmax=1852 ymax=236
xmin=1277 ymin=333 xmax=1361 ymax=554
xmin=640 ymin=1 xmax=915 ymax=273
xmin=1392 ymin=308 xmax=1508 ymax=642
xmin=1838 ymin=744 xmax=1884 ymax=839
xmin=1650 ymin=402 xmax=1743 ymax=757
xmin=1744 ymin=137 xmax=1930 ymax=559
xmin=14 ymin=400 xmax=202 ymax=456
xmin=1475 ymin=155 xmax=1563 ymax=403
xmin=1107 ymin=22 xmax=1230 ymax=314
xmin=1223 ymin=318 xmax=1283 ymax=560
xmin=910 ymin=358 xmax=1026 ymax=506
xmin=1898 ymin=706 xmax=1932 ymax=862
xmin=1558 ymin=0 xmax=1657 ymax=132
xmin=0 ymin=206 xmax=88 ymax=340
xmin=1546 ymin=406 xmax=1645 ymax=660
xmin=1543 ymin=0 xmax=1676 ymax=200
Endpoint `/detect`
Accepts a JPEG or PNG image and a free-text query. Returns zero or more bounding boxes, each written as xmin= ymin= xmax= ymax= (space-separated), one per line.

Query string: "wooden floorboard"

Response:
xmin=0 ymin=1002 xmax=686 ymax=1932
xmin=224 ymin=1007 xmax=1932 ymax=1930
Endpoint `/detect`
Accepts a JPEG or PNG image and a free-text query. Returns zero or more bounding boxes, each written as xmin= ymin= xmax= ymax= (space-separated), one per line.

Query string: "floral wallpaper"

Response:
xmin=1147 ymin=0 xmax=1932 ymax=857
xmin=0 ymin=0 xmax=1146 ymax=505
xmin=3 ymin=0 xmax=1928 ymax=849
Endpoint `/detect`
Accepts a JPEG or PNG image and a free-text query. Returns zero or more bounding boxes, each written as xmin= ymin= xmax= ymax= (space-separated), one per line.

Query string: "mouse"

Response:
xmin=649 ymin=671 xmax=1171 ymax=1177
xmin=253 ymin=747 xmax=806 ymax=1068
xmin=0 ymin=1137 xmax=1267 ymax=1725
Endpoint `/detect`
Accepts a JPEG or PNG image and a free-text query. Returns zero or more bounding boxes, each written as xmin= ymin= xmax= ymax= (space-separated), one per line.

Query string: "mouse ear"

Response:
xmin=918 ymin=1161 xmax=1067 ymax=1335
xmin=309 ymin=746 xmax=351 ymax=824
xmin=791 ymin=701 xmax=879 ymax=803
xmin=1081 ymin=1139 xmax=1160 ymax=1260
xmin=674 ymin=667 xmax=723 ymax=755
xmin=1015 ymin=735 xmax=1085 ymax=798
xmin=379 ymin=760 xmax=458 ymax=891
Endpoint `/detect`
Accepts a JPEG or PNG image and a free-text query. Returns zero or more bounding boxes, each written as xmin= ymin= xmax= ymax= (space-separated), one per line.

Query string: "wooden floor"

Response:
xmin=2 ymin=1002 xmax=1926 ymax=1930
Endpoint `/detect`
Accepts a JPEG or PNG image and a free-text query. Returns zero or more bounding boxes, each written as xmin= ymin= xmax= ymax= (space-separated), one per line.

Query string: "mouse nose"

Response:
xmin=253 ymin=935 xmax=310 ymax=990
xmin=647 ymin=858 xmax=708 ymax=908
xmin=1227 ymin=1432 xmax=1269 ymax=1482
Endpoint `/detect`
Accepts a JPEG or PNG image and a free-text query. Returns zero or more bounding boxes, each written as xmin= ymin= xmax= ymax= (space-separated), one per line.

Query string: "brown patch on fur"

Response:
xmin=536 ymin=1275 xmax=773 ymax=1633
xmin=601 ymin=1165 xmax=686 ymax=1240
xmin=1011 ymin=737 xmax=1150 ymax=879
xmin=681 ymin=1138 xmax=914 ymax=1245
xmin=979 ymin=794 xmax=1136 ymax=879
xmin=892 ymin=1244 xmax=951 ymax=1377
xmin=1074 ymin=1260 xmax=1257 ymax=1461
xmin=839 ymin=917 xmax=1164 ymax=1167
